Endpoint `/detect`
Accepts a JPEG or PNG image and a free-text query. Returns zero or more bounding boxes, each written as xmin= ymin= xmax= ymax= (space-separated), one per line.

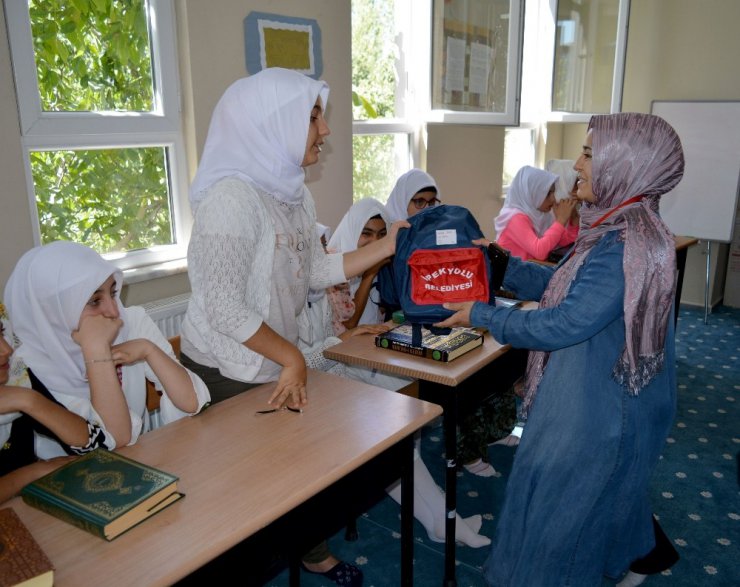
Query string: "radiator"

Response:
xmin=142 ymin=293 xmax=190 ymax=338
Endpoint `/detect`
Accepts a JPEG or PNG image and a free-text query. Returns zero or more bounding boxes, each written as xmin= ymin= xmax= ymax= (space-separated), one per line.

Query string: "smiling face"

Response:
xmin=78 ymin=275 xmax=120 ymax=328
xmin=301 ymin=98 xmax=331 ymax=167
xmin=574 ymin=130 xmax=596 ymax=203
xmin=357 ymin=216 xmax=387 ymax=248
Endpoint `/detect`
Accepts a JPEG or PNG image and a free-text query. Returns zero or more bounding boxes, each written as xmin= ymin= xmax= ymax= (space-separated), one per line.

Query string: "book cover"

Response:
xmin=21 ymin=449 xmax=182 ymax=541
xmin=375 ymin=324 xmax=483 ymax=362
xmin=0 ymin=507 xmax=53 ymax=587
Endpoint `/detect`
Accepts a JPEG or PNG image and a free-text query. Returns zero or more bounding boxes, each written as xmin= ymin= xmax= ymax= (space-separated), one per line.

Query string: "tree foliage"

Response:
xmin=351 ymin=0 xmax=399 ymax=203
xmin=28 ymin=0 xmax=172 ymax=254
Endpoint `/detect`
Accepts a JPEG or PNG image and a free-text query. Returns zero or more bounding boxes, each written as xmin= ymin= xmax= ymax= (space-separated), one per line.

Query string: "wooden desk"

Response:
xmin=325 ymin=326 xmax=529 ymax=586
xmin=7 ymin=370 xmax=441 ymax=586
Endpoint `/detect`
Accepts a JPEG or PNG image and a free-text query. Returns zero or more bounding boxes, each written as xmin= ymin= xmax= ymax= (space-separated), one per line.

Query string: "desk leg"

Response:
xmin=400 ymin=434 xmax=414 ymax=587
xmin=443 ymin=390 xmax=458 ymax=587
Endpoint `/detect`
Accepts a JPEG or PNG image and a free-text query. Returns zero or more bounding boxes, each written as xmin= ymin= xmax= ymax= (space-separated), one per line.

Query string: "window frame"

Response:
xmin=4 ymin=0 xmax=190 ymax=271
xmin=425 ymin=0 xmax=526 ymax=126
xmin=544 ymin=0 xmax=631 ymax=122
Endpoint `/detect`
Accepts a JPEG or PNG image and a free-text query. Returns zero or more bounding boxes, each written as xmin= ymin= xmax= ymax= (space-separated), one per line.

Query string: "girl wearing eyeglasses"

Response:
xmin=385 ymin=169 xmax=441 ymax=222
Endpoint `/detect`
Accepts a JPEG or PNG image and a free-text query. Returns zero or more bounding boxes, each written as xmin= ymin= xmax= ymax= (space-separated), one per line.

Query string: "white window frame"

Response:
xmin=4 ymin=0 xmax=190 ymax=271
xmin=351 ymin=0 xmax=422 ymax=177
xmin=425 ymin=0 xmax=526 ymax=126
xmin=542 ymin=0 xmax=631 ymax=122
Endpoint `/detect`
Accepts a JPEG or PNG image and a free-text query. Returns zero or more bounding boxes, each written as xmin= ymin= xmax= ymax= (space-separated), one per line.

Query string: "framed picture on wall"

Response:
xmin=244 ymin=12 xmax=323 ymax=79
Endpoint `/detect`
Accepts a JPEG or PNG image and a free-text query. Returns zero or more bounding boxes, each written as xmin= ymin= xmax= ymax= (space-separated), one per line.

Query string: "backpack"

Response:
xmin=378 ymin=205 xmax=492 ymax=344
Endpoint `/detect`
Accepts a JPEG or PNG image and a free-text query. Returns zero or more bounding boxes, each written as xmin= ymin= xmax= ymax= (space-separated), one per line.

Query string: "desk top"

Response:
xmin=6 ymin=370 xmax=441 ymax=587
xmin=326 ymin=325 xmax=518 ymax=387
xmin=674 ymin=235 xmax=699 ymax=251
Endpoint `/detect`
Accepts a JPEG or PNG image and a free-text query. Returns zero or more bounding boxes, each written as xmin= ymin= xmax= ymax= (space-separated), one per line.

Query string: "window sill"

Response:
xmin=122 ymin=257 xmax=188 ymax=285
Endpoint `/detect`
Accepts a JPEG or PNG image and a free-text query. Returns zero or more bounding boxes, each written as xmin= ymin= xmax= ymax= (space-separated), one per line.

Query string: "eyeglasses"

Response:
xmin=255 ymin=406 xmax=303 ymax=415
xmin=410 ymin=197 xmax=440 ymax=210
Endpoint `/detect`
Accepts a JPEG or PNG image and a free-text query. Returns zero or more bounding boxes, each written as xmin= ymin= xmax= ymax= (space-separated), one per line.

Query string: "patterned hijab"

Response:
xmin=386 ymin=169 xmax=440 ymax=221
xmin=522 ymin=113 xmax=685 ymax=415
xmin=189 ymin=68 xmax=330 ymax=210
xmin=495 ymin=166 xmax=559 ymax=238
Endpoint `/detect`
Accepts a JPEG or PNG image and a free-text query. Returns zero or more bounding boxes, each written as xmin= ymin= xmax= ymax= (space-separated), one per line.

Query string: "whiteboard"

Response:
xmin=651 ymin=101 xmax=740 ymax=243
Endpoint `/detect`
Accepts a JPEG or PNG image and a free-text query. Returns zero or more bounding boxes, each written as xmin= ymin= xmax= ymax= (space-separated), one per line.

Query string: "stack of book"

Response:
xmin=375 ymin=323 xmax=484 ymax=362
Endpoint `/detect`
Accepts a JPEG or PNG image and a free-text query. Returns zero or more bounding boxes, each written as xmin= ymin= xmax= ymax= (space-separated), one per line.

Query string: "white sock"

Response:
xmin=616 ymin=571 xmax=648 ymax=587
xmin=386 ymin=457 xmax=491 ymax=548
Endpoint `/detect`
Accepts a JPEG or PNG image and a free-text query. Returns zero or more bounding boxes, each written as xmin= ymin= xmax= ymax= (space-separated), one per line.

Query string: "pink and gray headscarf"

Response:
xmin=522 ymin=113 xmax=685 ymax=415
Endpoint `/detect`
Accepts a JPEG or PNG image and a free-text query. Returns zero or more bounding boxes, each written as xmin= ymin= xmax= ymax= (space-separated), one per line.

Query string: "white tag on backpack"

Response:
xmin=436 ymin=229 xmax=457 ymax=245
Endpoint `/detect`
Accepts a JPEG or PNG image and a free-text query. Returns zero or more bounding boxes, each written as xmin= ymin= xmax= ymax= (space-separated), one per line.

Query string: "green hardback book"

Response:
xmin=21 ymin=449 xmax=182 ymax=541
xmin=375 ymin=323 xmax=484 ymax=362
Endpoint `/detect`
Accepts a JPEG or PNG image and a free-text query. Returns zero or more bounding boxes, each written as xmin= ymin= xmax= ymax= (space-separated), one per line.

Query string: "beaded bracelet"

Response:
xmin=84 ymin=357 xmax=115 ymax=365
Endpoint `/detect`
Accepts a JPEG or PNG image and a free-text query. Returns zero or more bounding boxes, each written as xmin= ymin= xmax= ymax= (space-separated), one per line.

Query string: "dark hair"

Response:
xmin=414 ymin=186 xmax=438 ymax=196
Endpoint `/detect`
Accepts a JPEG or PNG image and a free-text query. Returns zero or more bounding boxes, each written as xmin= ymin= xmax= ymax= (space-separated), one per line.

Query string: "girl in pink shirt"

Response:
xmin=495 ymin=166 xmax=578 ymax=261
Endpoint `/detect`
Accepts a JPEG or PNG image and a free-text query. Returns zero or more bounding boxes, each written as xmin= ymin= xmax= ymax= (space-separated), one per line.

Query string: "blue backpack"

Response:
xmin=378 ymin=205 xmax=492 ymax=342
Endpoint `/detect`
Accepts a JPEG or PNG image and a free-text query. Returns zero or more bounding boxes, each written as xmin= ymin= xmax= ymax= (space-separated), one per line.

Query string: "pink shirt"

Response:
xmin=497 ymin=213 xmax=578 ymax=261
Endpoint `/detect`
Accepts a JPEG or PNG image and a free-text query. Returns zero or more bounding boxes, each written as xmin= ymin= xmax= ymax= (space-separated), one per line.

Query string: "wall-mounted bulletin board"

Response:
xmin=651 ymin=100 xmax=740 ymax=243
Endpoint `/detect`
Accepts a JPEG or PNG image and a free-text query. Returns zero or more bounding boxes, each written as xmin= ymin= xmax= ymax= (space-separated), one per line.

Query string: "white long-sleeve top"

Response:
xmin=182 ymin=177 xmax=346 ymax=383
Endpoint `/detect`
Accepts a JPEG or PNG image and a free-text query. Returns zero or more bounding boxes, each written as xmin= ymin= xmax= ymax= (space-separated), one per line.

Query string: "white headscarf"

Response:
xmin=546 ymin=159 xmax=578 ymax=201
xmin=385 ymin=169 xmax=440 ymax=221
xmin=328 ymin=198 xmax=390 ymax=255
xmin=4 ymin=242 xmax=128 ymax=405
xmin=328 ymin=199 xmax=390 ymax=325
xmin=189 ymin=68 xmax=330 ymax=210
xmin=494 ymin=166 xmax=558 ymax=238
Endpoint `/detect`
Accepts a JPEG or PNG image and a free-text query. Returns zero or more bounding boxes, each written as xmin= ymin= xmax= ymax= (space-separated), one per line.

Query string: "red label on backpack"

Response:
xmin=408 ymin=248 xmax=489 ymax=305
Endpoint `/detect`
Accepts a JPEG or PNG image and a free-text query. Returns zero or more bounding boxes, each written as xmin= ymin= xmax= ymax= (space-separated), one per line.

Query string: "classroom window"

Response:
xmin=5 ymin=0 xmax=189 ymax=270
xmin=429 ymin=0 xmax=525 ymax=125
xmin=549 ymin=0 xmax=630 ymax=118
xmin=351 ymin=0 xmax=416 ymax=203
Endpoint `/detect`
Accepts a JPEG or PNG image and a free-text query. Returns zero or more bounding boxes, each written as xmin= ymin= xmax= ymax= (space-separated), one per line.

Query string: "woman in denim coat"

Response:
xmin=439 ymin=112 xmax=684 ymax=586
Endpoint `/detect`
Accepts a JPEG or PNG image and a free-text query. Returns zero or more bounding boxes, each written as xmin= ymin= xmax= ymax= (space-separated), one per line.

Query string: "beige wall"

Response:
xmin=177 ymin=0 xmax=353 ymax=231
xmin=426 ymin=124 xmax=505 ymax=241
xmin=1 ymin=0 xmax=739 ymax=305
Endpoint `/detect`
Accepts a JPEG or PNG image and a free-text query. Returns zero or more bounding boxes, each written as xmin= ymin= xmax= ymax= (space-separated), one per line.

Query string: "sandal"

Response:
xmin=301 ymin=560 xmax=363 ymax=586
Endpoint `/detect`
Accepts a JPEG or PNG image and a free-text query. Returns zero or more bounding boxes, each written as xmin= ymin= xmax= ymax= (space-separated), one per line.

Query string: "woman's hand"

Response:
xmin=383 ymin=220 xmax=411 ymax=256
xmin=268 ymin=347 xmax=307 ymax=409
xmin=338 ymin=323 xmax=390 ymax=341
xmin=110 ymin=338 xmax=156 ymax=366
xmin=435 ymin=301 xmax=475 ymax=328
xmin=72 ymin=314 xmax=122 ymax=352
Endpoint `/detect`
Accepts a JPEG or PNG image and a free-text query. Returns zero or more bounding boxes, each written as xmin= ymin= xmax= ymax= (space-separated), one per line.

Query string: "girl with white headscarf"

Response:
xmin=385 ymin=169 xmax=441 ymax=222
xmin=494 ymin=165 xmax=578 ymax=261
xmin=327 ymin=198 xmax=391 ymax=328
xmin=181 ymin=68 xmax=403 ymax=410
xmin=439 ymin=113 xmax=684 ymax=585
xmin=4 ymin=242 xmax=210 ymax=460
xmin=180 ymin=68 xmax=404 ymax=583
